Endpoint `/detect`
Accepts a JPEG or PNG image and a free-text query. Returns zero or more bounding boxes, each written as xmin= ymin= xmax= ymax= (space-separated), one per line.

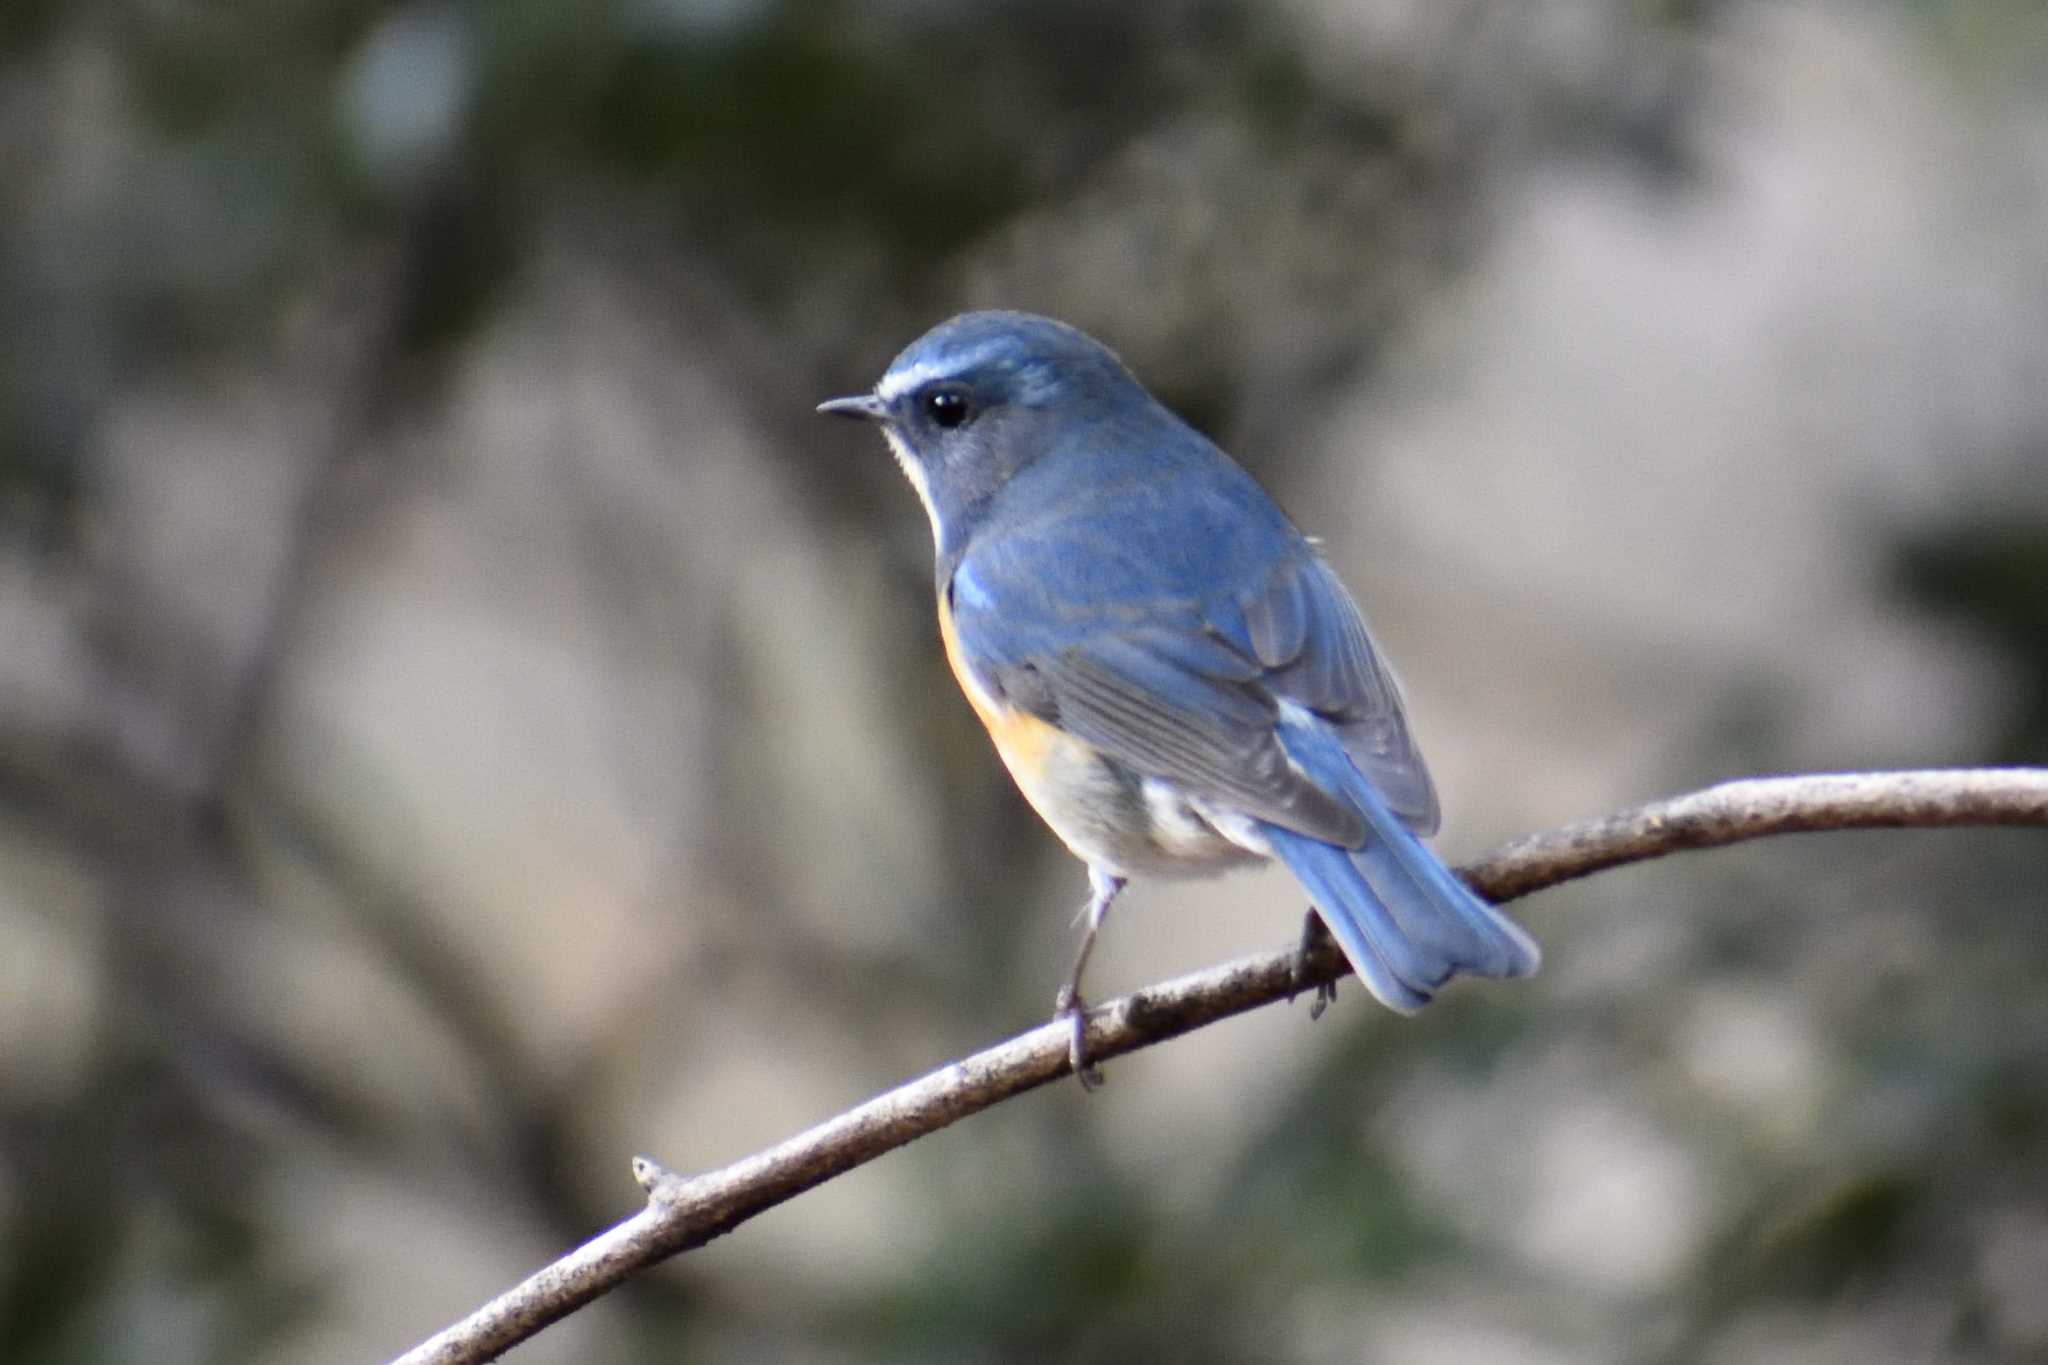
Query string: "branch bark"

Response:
xmin=390 ymin=767 xmax=2048 ymax=1365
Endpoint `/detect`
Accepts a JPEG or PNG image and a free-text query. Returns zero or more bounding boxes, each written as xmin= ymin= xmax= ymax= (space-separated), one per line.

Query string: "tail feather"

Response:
xmin=1265 ymin=715 xmax=1539 ymax=1013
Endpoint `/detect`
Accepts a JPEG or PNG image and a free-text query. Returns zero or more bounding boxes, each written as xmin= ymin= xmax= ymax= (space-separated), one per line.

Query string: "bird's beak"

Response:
xmin=816 ymin=393 xmax=889 ymax=422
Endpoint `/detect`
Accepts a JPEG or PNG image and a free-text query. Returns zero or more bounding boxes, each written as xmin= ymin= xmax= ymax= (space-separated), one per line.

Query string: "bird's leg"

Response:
xmin=1055 ymin=866 xmax=1125 ymax=1090
xmin=1292 ymin=908 xmax=1339 ymax=1021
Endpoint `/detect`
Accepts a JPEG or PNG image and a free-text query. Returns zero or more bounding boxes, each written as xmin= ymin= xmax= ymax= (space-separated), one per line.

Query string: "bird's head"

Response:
xmin=819 ymin=311 xmax=1146 ymax=554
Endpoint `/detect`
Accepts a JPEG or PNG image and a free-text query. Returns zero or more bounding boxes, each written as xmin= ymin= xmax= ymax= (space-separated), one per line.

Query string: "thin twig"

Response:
xmin=390 ymin=767 xmax=2048 ymax=1365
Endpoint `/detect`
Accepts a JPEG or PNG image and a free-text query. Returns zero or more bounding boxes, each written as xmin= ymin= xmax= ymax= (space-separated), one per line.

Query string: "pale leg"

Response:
xmin=1054 ymin=865 xmax=1125 ymax=1089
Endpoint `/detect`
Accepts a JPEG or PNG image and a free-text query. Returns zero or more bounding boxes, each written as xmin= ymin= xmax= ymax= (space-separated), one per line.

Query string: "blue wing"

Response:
xmin=945 ymin=444 xmax=1438 ymax=842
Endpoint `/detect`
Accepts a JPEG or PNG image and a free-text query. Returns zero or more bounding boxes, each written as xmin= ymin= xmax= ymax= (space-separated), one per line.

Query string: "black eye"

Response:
xmin=921 ymin=386 xmax=973 ymax=430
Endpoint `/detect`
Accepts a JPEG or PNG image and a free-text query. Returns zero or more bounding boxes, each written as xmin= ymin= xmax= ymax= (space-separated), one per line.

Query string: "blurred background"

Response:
xmin=2 ymin=0 xmax=2046 ymax=1361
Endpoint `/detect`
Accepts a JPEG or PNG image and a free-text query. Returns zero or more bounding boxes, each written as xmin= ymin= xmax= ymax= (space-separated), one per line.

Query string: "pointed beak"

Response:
xmin=816 ymin=393 xmax=889 ymax=422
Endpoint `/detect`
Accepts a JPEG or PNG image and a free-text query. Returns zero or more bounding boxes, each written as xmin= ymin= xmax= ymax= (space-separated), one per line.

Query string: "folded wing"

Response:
xmin=950 ymin=543 xmax=1439 ymax=843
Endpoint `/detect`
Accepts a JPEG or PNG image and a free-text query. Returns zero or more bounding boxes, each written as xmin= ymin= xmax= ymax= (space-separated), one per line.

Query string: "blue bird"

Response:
xmin=821 ymin=312 xmax=1538 ymax=1085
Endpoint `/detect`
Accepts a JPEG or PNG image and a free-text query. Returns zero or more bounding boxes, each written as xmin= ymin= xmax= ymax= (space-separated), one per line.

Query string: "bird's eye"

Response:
xmin=921 ymin=387 xmax=973 ymax=430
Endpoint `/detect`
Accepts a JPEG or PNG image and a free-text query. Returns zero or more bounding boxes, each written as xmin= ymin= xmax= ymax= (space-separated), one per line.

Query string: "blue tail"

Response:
xmin=1262 ymin=717 xmax=1539 ymax=1014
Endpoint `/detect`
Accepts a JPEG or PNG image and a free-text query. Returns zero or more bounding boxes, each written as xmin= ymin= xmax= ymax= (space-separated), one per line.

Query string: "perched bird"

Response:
xmin=821 ymin=312 xmax=1538 ymax=1084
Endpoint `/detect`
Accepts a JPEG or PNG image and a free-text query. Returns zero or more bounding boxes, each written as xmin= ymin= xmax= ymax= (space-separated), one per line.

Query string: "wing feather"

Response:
xmin=952 ymin=540 xmax=1439 ymax=844
xmin=1240 ymin=556 xmax=1439 ymax=832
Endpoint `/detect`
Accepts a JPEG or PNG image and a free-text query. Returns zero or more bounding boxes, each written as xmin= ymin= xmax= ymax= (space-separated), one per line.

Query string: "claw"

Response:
xmin=1292 ymin=909 xmax=1339 ymax=1020
xmin=1056 ymin=985 xmax=1104 ymax=1090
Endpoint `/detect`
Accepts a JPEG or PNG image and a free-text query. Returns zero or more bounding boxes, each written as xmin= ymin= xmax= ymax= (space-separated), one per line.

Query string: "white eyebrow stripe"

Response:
xmin=875 ymin=340 xmax=1013 ymax=403
xmin=875 ymin=357 xmax=957 ymax=403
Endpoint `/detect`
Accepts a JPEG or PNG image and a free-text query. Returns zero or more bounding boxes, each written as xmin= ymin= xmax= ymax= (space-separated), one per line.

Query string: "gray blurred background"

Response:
xmin=3 ymin=1 xmax=2046 ymax=1362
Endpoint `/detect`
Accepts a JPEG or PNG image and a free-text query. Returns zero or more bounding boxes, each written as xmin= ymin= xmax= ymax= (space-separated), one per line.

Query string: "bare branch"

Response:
xmin=1470 ymin=767 xmax=2048 ymax=900
xmin=390 ymin=767 xmax=2048 ymax=1365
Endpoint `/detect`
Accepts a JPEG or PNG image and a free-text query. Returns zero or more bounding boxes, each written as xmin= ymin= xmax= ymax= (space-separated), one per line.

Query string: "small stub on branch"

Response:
xmin=631 ymin=1155 xmax=688 ymax=1203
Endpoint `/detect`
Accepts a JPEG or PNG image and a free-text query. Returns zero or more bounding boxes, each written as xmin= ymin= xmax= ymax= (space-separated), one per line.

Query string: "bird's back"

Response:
xmin=956 ymin=402 xmax=1308 ymax=635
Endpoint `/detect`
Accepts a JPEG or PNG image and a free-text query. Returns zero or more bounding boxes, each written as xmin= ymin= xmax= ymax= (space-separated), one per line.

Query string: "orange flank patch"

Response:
xmin=936 ymin=586 xmax=1005 ymax=731
xmin=938 ymin=588 xmax=1076 ymax=813
xmin=981 ymin=705 xmax=1067 ymax=789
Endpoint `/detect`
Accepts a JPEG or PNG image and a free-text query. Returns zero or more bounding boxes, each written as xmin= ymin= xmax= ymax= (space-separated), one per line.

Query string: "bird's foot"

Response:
xmin=1054 ymin=985 xmax=1104 ymax=1090
xmin=1292 ymin=910 xmax=1338 ymax=1021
